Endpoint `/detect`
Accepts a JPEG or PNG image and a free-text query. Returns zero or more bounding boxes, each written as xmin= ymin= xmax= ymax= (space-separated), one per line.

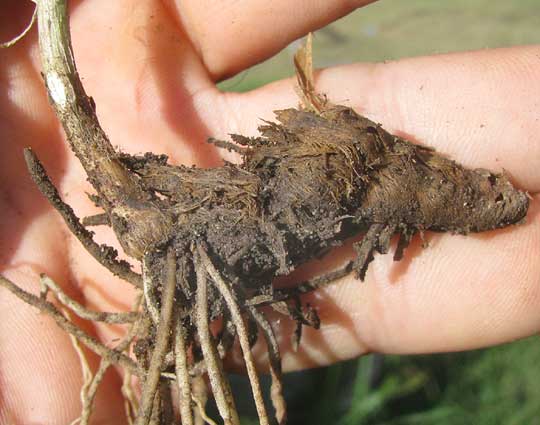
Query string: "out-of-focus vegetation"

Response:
xmin=223 ymin=1 xmax=540 ymax=423
xmin=296 ymin=337 xmax=540 ymax=424
xmin=237 ymin=337 xmax=540 ymax=425
xmin=220 ymin=0 xmax=540 ymax=92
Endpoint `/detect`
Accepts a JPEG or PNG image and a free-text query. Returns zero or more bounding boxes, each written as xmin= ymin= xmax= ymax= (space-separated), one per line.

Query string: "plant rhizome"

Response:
xmin=0 ymin=2 xmax=530 ymax=425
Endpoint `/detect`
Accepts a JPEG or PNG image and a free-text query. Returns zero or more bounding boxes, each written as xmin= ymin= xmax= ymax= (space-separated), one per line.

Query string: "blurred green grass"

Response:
xmin=219 ymin=0 xmax=540 ymax=92
xmin=227 ymin=1 xmax=540 ymax=424
xmin=322 ymin=337 xmax=540 ymax=425
xmin=239 ymin=337 xmax=540 ymax=425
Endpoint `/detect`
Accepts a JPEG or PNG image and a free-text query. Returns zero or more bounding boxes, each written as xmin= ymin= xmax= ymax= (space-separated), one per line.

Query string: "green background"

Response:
xmin=220 ymin=0 xmax=540 ymax=92
xmin=221 ymin=1 xmax=540 ymax=424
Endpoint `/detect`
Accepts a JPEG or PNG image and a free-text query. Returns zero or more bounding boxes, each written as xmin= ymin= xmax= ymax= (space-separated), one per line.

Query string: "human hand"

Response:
xmin=1 ymin=0 xmax=539 ymax=423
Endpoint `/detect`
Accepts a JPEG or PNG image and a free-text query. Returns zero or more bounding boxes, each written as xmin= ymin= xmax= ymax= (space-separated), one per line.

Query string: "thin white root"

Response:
xmin=197 ymin=244 xmax=270 ymax=425
xmin=192 ymin=375 xmax=209 ymax=425
xmin=0 ymin=2 xmax=37 ymax=49
xmin=136 ymin=248 xmax=178 ymax=425
xmin=65 ymin=290 xmax=143 ymax=425
xmin=122 ymin=371 xmax=138 ymax=425
xmin=0 ymin=275 xmax=139 ymax=374
xmin=192 ymin=395 xmax=218 ymax=425
xmin=194 ymin=250 xmax=239 ymax=425
xmin=175 ymin=314 xmax=194 ymax=425
xmin=40 ymin=274 xmax=137 ymax=323
xmin=142 ymin=254 xmax=161 ymax=325
xmin=64 ymin=305 xmax=93 ymax=425
xmin=149 ymin=390 xmax=161 ymax=425
xmin=80 ymin=360 xmax=111 ymax=425
xmin=120 ymin=294 xmax=144 ymax=425
xmin=248 ymin=307 xmax=287 ymax=425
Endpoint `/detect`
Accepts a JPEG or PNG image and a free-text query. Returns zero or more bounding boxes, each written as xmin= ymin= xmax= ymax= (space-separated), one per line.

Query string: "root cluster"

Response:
xmin=1 ymin=1 xmax=529 ymax=424
xmin=1 ymin=148 xmax=346 ymax=424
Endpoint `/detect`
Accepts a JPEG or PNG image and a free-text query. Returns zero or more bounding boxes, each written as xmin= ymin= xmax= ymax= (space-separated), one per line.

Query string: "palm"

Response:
xmin=1 ymin=0 xmax=539 ymax=423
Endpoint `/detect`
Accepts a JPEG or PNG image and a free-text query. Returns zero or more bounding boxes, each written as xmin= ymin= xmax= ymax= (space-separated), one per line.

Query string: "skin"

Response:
xmin=1 ymin=0 xmax=539 ymax=423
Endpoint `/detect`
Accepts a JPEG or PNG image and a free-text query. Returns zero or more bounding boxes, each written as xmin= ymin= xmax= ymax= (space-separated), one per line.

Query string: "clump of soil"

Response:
xmin=0 ymin=7 xmax=529 ymax=425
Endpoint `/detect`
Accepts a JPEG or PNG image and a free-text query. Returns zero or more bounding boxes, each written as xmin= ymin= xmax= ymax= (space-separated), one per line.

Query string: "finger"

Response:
xmin=223 ymin=45 xmax=540 ymax=192
xmin=165 ymin=0 xmax=377 ymax=80
xmin=272 ymin=194 xmax=540 ymax=371
xmin=63 ymin=0 xmax=219 ymax=167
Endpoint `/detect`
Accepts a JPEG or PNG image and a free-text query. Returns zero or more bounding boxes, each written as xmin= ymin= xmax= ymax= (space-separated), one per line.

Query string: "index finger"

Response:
xmin=165 ymin=0 xmax=377 ymax=80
